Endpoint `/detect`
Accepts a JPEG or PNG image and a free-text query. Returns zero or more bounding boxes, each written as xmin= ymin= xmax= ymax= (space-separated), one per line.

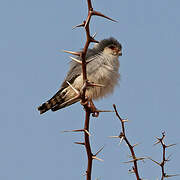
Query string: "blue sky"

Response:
xmin=0 ymin=0 xmax=180 ymax=179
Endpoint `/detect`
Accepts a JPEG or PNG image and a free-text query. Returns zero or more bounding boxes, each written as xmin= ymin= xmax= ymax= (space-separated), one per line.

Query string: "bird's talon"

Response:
xmin=80 ymin=100 xmax=89 ymax=106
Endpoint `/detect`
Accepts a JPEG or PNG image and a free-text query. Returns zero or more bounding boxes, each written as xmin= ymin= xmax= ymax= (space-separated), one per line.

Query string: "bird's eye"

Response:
xmin=109 ymin=45 xmax=116 ymax=50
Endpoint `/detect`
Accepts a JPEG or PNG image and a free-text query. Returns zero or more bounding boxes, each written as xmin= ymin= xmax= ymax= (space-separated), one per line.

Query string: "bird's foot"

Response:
xmin=80 ymin=97 xmax=89 ymax=106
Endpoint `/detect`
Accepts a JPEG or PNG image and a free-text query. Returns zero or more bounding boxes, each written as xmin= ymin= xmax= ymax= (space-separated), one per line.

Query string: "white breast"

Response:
xmin=87 ymin=55 xmax=120 ymax=100
xmin=72 ymin=55 xmax=120 ymax=100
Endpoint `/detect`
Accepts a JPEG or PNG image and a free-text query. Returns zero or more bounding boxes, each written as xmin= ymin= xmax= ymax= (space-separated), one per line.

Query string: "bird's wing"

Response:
xmin=38 ymin=48 xmax=99 ymax=114
xmin=60 ymin=60 xmax=82 ymax=90
xmin=60 ymin=48 xmax=96 ymax=90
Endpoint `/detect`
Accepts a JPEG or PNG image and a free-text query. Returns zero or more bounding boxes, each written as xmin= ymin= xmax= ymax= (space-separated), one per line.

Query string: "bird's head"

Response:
xmin=94 ymin=37 xmax=122 ymax=57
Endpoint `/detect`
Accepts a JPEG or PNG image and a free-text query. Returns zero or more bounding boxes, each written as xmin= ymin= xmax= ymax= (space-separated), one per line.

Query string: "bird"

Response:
xmin=38 ymin=37 xmax=122 ymax=114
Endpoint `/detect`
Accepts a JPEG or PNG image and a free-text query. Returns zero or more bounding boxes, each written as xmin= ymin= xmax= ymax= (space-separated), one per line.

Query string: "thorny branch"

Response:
xmin=111 ymin=106 xmax=178 ymax=180
xmin=64 ymin=1 xmax=116 ymax=180
xmin=112 ymin=104 xmax=142 ymax=180
xmin=49 ymin=0 xmax=178 ymax=179
xmin=80 ymin=1 xmax=116 ymax=179
xmin=148 ymin=132 xmax=178 ymax=180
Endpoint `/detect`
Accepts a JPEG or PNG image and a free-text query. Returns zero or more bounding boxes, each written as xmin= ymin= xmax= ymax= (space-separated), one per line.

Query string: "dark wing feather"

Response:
xmin=60 ymin=61 xmax=82 ymax=90
xmin=60 ymin=48 xmax=96 ymax=90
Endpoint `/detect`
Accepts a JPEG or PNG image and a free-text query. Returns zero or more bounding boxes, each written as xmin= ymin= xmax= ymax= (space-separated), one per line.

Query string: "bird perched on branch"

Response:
xmin=38 ymin=37 xmax=122 ymax=114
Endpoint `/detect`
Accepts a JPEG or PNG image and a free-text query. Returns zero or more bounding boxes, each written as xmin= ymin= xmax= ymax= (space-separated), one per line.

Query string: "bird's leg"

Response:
xmin=88 ymin=99 xmax=114 ymax=117
xmin=79 ymin=80 xmax=99 ymax=117
xmin=80 ymin=98 xmax=99 ymax=117
xmin=80 ymin=97 xmax=89 ymax=106
xmin=80 ymin=80 xmax=89 ymax=106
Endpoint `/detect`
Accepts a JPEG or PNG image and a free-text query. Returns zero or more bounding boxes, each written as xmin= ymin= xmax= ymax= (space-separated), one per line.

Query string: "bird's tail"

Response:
xmin=37 ymin=91 xmax=63 ymax=114
xmin=37 ymin=87 xmax=80 ymax=114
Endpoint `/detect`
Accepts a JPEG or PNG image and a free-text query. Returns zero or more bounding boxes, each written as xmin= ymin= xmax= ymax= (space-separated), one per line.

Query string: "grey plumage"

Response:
xmin=38 ymin=37 xmax=122 ymax=114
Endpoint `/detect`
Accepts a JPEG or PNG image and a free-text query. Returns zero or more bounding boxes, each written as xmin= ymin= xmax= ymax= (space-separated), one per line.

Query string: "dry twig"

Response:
xmin=112 ymin=104 xmax=142 ymax=180
xmin=148 ymin=132 xmax=178 ymax=180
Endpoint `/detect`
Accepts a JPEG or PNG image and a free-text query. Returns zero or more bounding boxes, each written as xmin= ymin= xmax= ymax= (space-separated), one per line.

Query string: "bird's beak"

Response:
xmin=115 ymin=47 xmax=122 ymax=56
xmin=118 ymin=50 xmax=122 ymax=56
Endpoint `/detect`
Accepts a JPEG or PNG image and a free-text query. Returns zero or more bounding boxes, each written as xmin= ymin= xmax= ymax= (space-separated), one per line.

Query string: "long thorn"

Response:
xmin=166 ymin=143 xmax=177 ymax=148
xmin=123 ymin=157 xmax=146 ymax=163
xmin=72 ymin=21 xmax=85 ymax=29
xmin=92 ymin=156 xmax=104 ymax=162
xmin=92 ymin=10 xmax=118 ymax=22
xmin=62 ymin=50 xmax=81 ymax=56
xmin=74 ymin=142 xmax=85 ymax=145
xmin=66 ymin=81 xmax=80 ymax=95
xmin=90 ymin=37 xmax=99 ymax=43
xmin=147 ymin=157 xmax=161 ymax=166
xmin=95 ymin=110 xmax=114 ymax=113
xmin=84 ymin=13 xmax=91 ymax=28
xmin=132 ymin=143 xmax=141 ymax=148
xmin=92 ymin=32 xmax=97 ymax=38
xmin=119 ymin=137 xmax=124 ymax=145
xmin=69 ymin=56 xmax=82 ymax=64
xmin=108 ymin=135 xmax=120 ymax=138
xmin=122 ymin=119 xmax=129 ymax=122
xmin=61 ymin=129 xmax=84 ymax=133
xmin=95 ymin=145 xmax=105 ymax=156
xmin=165 ymin=174 xmax=180 ymax=178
